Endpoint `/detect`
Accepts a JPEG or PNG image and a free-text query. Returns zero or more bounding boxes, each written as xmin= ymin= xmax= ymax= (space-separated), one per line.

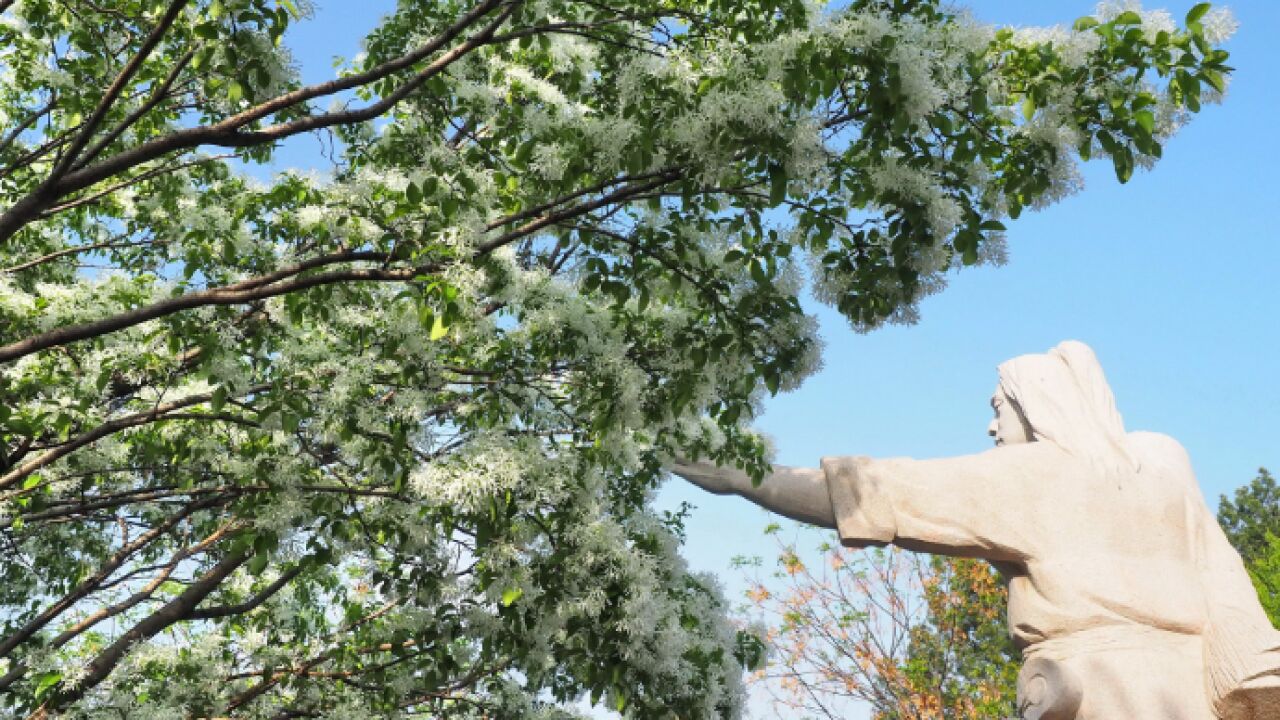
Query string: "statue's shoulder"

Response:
xmin=1125 ymin=430 xmax=1188 ymax=454
xmin=1125 ymin=431 xmax=1193 ymax=473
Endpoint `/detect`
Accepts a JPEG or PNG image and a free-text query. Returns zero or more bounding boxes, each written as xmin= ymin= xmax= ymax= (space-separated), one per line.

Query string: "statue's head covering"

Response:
xmin=996 ymin=341 xmax=1137 ymax=477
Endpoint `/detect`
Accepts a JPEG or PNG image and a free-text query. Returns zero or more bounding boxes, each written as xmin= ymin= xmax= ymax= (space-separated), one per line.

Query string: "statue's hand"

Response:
xmin=669 ymin=458 xmax=836 ymax=528
xmin=667 ymin=459 xmax=747 ymax=496
xmin=1017 ymin=656 xmax=1083 ymax=720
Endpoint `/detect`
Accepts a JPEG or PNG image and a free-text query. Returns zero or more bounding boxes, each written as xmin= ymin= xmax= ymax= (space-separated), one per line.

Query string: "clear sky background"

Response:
xmin=280 ymin=2 xmax=1279 ymax=717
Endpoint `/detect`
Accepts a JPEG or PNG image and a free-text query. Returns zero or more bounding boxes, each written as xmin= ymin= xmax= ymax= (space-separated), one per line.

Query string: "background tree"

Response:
xmin=1219 ymin=468 xmax=1280 ymax=625
xmin=0 ymin=0 xmax=1232 ymax=717
xmin=892 ymin=556 xmax=1017 ymax=719
xmin=741 ymin=534 xmax=1016 ymax=719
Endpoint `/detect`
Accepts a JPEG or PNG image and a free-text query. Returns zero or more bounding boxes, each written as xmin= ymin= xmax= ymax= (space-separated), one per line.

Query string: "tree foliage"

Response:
xmin=742 ymin=537 xmax=1016 ymax=719
xmin=1219 ymin=468 xmax=1280 ymax=561
xmin=891 ymin=556 xmax=1017 ymax=719
xmin=1219 ymin=468 xmax=1280 ymax=626
xmin=0 ymin=0 xmax=1232 ymax=716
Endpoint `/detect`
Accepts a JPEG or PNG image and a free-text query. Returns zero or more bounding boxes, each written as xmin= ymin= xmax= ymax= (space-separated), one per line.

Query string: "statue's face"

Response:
xmin=988 ymin=388 xmax=1033 ymax=446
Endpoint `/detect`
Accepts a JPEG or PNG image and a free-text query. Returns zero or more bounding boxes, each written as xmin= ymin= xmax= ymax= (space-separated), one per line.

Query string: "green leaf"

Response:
xmin=764 ymin=372 xmax=780 ymax=395
xmin=970 ymin=88 xmax=988 ymax=113
xmin=211 ymin=386 xmax=228 ymax=413
xmin=430 ymin=314 xmax=448 ymax=340
xmin=156 ymin=580 xmax=184 ymax=596
xmin=249 ymin=551 xmax=270 ymax=576
xmin=1113 ymin=11 xmax=1143 ymax=26
xmin=1186 ymin=3 xmax=1211 ymax=25
xmin=1073 ymin=16 xmax=1100 ymax=31
xmin=280 ymin=0 xmax=302 ymax=19
xmin=769 ymin=165 xmax=788 ymax=206
xmin=1113 ymin=149 xmax=1134 ymax=183
xmin=501 ymin=587 xmax=523 ymax=606
xmin=1202 ymin=69 xmax=1226 ymax=93
xmin=1008 ymin=198 xmax=1023 ymax=219
xmin=33 ymin=671 xmax=61 ymax=700
xmin=1134 ymin=110 xmax=1155 ymax=134
xmin=227 ymin=80 xmax=244 ymax=105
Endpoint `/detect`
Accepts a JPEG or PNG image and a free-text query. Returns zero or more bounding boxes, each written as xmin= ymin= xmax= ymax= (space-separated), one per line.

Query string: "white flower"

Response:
xmin=296 ymin=205 xmax=326 ymax=228
xmin=531 ymin=142 xmax=568 ymax=182
xmin=1011 ymin=26 xmax=1101 ymax=69
xmin=1202 ymin=8 xmax=1239 ymax=44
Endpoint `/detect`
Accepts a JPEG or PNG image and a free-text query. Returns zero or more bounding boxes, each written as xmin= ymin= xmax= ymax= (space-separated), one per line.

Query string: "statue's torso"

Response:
xmin=1007 ymin=432 xmax=1209 ymax=648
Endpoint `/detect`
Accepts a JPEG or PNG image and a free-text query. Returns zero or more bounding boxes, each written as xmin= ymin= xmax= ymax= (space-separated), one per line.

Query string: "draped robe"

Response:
xmin=821 ymin=432 xmax=1280 ymax=719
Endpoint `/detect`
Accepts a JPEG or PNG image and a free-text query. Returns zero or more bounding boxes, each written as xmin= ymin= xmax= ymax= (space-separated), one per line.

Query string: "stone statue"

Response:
xmin=672 ymin=341 xmax=1280 ymax=719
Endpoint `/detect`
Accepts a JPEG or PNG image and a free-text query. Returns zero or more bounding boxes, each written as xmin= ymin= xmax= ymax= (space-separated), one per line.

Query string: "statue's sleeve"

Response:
xmin=820 ymin=445 xmax=1057 ymax=562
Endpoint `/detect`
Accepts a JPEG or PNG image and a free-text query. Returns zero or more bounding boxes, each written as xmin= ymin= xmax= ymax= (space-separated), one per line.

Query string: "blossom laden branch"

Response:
xmin=0 ymin=0 xmax=517 ymax=245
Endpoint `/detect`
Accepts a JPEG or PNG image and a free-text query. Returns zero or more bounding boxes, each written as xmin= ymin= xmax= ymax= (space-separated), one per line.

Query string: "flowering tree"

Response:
xmin=0 ymin=0 xmax=1233 ymax=716
xmin=742 ymin=537 xmax=1016 ymax=719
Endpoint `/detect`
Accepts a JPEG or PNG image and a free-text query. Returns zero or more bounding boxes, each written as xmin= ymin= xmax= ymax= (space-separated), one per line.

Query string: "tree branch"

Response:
xmin=30 ymin=549 xmax=251 ymax=717
xmin=0 ymin=254 xmax=395 ymax=364
xmin=0 ymin=498 xmax=217 ymax=661
xmin=47 ymin=0 xmax=192 ymax=182
xmin=1 ymin=235 xmax=152 ymax=274
xmin=54 ymin=519 xmax=244 ymax=644
xmin=71 ymin=47 xmax=199 ymax=171
xmin=187 ymin=561 xmax=307 ymax=620
xmin=0 ymin=166 xmax=682 ymax=364
xmin=7 ymin=484 xmax=235 ymax=528
xmin=0 ymin=0 xmax=514 ymax=246
xmin=0 ymin=97 xmax=58 ymax=162
xmin=0 ymin=385 xmax=268 ymax=492
xmin=38 ymin=154 xmax=233 ymax=220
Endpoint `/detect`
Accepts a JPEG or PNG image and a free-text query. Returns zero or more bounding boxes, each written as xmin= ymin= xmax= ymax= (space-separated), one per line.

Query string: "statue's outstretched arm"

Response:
xmin=669 ymin=460 xmax=836 ymax=529
xmin=824 ymin=445 xmax=1059 ymax=562
xmin=673 ymin=443 xmax=1062 ymax=562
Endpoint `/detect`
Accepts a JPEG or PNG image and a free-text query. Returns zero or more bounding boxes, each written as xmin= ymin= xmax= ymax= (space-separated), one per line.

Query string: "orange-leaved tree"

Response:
xmin=741 ymin=530 xmax=1018 ymax=719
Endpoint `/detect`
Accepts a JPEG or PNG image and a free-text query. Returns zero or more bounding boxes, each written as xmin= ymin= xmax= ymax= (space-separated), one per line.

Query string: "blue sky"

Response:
xmin=280 ymin=2 xmax=1278 ymax=716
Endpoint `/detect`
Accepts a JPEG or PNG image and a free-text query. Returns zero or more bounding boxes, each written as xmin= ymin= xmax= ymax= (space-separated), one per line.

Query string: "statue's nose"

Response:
xmin=987 ymin=418 xmax=998 ymax=436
